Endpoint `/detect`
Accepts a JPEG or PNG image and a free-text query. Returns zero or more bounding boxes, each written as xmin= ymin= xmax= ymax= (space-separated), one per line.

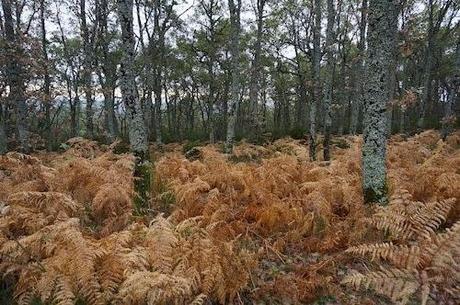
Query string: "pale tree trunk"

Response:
xmin=323 ymin=0 xmax=336 ymax=161
xmin=117 ymin=0 xmax=151 ymax=214
xmin=80 ymin=0 xmax=94 ymax=139
xmin=350 ymin=0 xmax=367 ymax=135
xmin=40 ymin=0 xmax=52 ymax=150
xmin=2 ymin=0 xmax=29 ymax=153
xmin=362 ymin=0 xmax=397 ymax=205
xmin=225 ymin=0 xmax=241 ymax=153
xmin=310 ymin=0 xmax=321 ymax=161
xmin=248 ymin=0 xmax=266 ymax=139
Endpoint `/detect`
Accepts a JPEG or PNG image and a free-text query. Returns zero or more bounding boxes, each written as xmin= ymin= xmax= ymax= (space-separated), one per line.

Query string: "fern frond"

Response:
xmin=342 ymin=268 xmax=419 ymax=304
xmin=346 ymin=243 xmax=422 ymax=269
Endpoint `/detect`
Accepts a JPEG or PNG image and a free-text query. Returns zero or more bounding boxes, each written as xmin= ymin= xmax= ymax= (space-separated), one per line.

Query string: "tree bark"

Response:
xmin=248 ymin=0 xmax=266 ymax=139
xmin=362 ymin=0 xmax=397 ymax=205
xmin=310 ymin=0 xmax=322 ymax=161
xmin=225 ymin=0 xmax=241 ymax=153
xmin=0 ymin=104 xmax=7 ymax=154
xmin=98 ymin=0 xmax=118 ymax=141
xmin=117 ymin=0 xmax=151 ymax=214
xmin=350 ymin=0 xmax=367 ymax=135
xmin=40 ymin=0 xmax=52 ymax=150
xmin=2 ymin=0 xmax=29 ymax=153
xmin=323 ymin=0 xmax=336 ymax=161
xmin=80 ymin=0 xmax=94 ymax=139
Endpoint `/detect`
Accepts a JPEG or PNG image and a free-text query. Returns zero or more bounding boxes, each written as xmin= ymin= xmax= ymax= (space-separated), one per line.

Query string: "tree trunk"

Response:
xmin=248 ymin=0 xmax=266 ymax=139
xmin=154 ymin=81 xmax=162 ymax=144
xmin=323 ymin=0 xmax=336 ymax=161
xmin=2 ymin=0 xmax=29 ymax=153
xmin=442 ymin=37 xmax=459 ymax=140
xmin=362 ymin=0 xmax=397 ymax=205
xmin=350 ymin=0 xmax=367 ymax=135
xmin=117 ymin=0 xmax=151 ymax=215
xmin=0 ymin=105 xmax=7 ymax=154
xmin=97 ymin=0 xmax=117 ymax=141
xmin=310 ymin=0 xmax=322 ymax=161
xmin=80 ymin=0 xmax=94 ymax=139
xmin=225 ymin=0 xmax=241 ymax=153
xmin=40 ymin=0 xmax=52 ymax=150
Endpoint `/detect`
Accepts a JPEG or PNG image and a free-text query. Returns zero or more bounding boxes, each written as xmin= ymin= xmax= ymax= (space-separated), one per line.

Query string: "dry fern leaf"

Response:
xmin=342 ymin=268 xmax=419 ymax=305
xmin=370 ymin=190 xmax=455 ymax=241
xmin=346 ymin=243 xmax=422 ymax=269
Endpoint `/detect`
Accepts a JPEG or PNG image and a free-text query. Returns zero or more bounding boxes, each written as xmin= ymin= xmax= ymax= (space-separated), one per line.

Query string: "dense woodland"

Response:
xmin=0 ymin=0 xmax=459 ymax=304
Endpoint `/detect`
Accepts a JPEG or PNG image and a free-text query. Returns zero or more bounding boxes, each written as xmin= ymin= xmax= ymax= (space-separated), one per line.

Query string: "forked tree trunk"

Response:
xmin=362 ymin=0 xmax=397 ymax=205
xmin=117 ymin=0 xmax=151 ymax=214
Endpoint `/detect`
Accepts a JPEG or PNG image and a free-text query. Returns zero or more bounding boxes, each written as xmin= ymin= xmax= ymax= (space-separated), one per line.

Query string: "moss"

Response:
xmin=182 ymin=140 xmax=202 ymax=155
xmin=364 ymin=183 xmax=388 ymax=206
xmin=113 ymin=140 xmax=131 ymax=154
xmin=133 ymin=152 xmax=152 ymax=216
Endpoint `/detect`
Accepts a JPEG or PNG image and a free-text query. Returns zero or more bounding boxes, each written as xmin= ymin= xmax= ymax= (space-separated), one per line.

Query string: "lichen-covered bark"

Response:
xmin=362 ymin=0 xmax=397 ymax=205
xmin=225 ymin=0 xmax=241 ymax=154
xmin=310 ymin=0 xmax=322 ymax=161
xmin=117 ymin=0 xmax=151 ymax=214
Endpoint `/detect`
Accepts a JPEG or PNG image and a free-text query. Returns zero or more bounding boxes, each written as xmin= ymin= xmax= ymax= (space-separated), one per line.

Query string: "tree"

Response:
xmin=225 ymin=0 xmax=241 ymax=153
xmin=418 ymin=0 xmax=454 ymax=129
xmin=310 ymin=0 xmax=321 ymax=161
xmin=322 ymin=0 xmax=336 ymax=161
xmin=248 ymin=0 xmax=267 ymax=139
xmin=1 ymin=0 xmax=29 ymax=153
xmin=80 ymin=0 xmax=95 ymax=139
xmin=349 ymin=0 xmax=367 ymax=135
xmin=362 ymin=0 xmax=398 ymax=204
xmin=117 ymin=0 xmax=151 ymax=214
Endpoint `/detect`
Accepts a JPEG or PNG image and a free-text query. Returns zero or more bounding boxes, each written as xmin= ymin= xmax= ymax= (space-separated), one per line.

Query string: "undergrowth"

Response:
xmin=0 ymin=130 xmax=458 ymax=305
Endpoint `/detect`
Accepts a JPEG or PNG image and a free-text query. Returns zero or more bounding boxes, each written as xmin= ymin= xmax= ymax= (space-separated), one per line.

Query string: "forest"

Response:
xmin=0 ymin=0 xmax=459 ymax=304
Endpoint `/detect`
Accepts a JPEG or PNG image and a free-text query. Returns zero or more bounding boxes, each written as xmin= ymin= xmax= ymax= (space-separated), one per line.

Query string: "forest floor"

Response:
xmin=0 ymin=130 xmax=459 ymax=305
